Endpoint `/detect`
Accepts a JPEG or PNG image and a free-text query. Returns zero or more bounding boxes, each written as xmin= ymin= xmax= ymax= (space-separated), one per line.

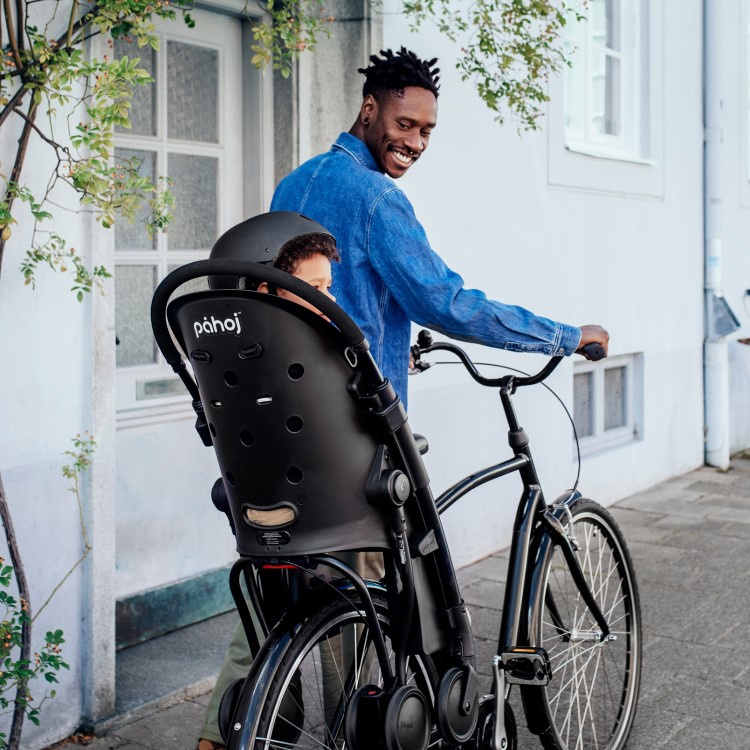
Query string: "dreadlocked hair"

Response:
xmin=275 ymin=233 xmax=340 ymax=276
xmin=357 ymin=47 xmax=440 ymax=101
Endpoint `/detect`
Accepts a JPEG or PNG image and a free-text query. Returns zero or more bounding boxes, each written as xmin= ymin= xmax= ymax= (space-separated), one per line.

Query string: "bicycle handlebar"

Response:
xmin=410 ymin=330 xmax=605 ymax=390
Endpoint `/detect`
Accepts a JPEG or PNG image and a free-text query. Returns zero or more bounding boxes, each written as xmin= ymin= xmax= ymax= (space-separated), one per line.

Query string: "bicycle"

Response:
xmin=151 ymin=258 xmax=642 ymax=750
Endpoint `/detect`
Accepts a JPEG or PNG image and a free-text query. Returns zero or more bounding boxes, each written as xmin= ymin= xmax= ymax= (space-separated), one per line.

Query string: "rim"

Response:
xmin=256 ymin=607 xmax=433 ymax=750
xmin=540 ymin=510 xmax=640 ymax=750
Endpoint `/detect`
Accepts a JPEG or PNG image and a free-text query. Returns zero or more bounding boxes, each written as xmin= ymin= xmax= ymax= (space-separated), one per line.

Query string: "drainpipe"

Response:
xmin=703 ymin=1 xmax=730 ymax=469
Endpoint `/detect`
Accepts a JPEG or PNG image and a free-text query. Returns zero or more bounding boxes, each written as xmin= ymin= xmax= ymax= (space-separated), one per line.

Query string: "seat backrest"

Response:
xmin=168 ymin=289 xmax=391 ymax=557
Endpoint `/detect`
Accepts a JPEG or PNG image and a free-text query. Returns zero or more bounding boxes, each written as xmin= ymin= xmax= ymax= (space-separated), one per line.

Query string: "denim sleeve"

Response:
xmin=367 ymin=188 xmax=582 ymax=355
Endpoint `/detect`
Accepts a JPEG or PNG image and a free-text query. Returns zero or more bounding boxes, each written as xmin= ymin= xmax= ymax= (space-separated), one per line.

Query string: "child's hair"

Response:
xmin=275 ymin=233 xmax=340 ymax=275
xmin=357 ymin=47 xmax=440 ymax=101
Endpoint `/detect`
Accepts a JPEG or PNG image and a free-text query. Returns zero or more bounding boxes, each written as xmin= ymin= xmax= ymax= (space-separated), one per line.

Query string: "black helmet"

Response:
xmin=208 ymin=211 xmax=335 ymax=290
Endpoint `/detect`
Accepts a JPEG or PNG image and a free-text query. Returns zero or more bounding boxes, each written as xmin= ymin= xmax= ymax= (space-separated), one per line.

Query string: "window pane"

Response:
xmin=114 ymin=149 xmax=157 ymax=251
xmin=590 ymin=52 xmax=620 ymax=136
xmin=574 ymin=371 xmax=595 ymax=438
xmin=604 ymin=366 xmax=627 ymax=430
xmin=167 ymin=41 xmax=219 ymax=143
xmin=168 ymin=263 xmax=208 ymax=298
xmin=167 ymin=154 xmax=217 ymax=250
xmin=116 ymin=265 xmax=158 ymax=367
xmin=113 ymin=39 xmax=156 ymax=136
xmin=591 ymin=0 xmax=620 ymax=51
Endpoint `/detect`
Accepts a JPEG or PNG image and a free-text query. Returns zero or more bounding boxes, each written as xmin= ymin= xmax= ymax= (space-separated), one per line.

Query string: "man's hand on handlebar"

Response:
xmin=577 ymin=325 xmax=610 ymax=361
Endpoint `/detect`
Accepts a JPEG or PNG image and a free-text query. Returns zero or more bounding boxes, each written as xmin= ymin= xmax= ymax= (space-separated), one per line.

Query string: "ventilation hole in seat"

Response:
xmin=288 ymin=363 xmax=304 ymax=380
xmin=210 ymin=399 xmax=222 ymax=408
xmin=224 ymin=370 xmax=239 ymax=387
xmin=286 ymin=416 xmax=303 ymax=433
xmin=257 ymin=395 xmax=273 ymax=405
xmin=209 ymin=423 xmax=217 ymax=437
xmin=240 ymin=430 xmax=254 ymax=447
xmin=286 ymin=466 xmax=303 ymax=485
xmin=226 ymin=471 xmax=236 ymax=486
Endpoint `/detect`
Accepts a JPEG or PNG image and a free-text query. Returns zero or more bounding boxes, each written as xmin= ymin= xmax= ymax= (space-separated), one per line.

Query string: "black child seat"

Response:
xmin=169 ymin=289 xmax=391 ymax=556
xmin=152 ymin=260 xmax=418 ymax=560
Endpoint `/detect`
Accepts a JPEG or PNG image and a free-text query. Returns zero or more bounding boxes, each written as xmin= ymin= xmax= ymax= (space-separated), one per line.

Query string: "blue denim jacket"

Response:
xmin=271 ymin=132 xmax=581 ymax=407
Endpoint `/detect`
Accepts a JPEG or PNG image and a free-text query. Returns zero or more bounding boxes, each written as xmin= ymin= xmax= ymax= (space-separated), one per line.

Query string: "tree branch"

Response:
xmin=0 ymin=471 xmax=32 ymax=750
xmin=12 ymin=106 xmax=68 ymax=153
xmin=0 ymin=97 xmax=38 ymax=282
xmin=2 ymin=0 xmax=24 ymax=73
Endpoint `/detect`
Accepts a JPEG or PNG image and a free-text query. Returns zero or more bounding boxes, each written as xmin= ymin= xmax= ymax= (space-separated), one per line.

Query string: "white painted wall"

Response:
xmin=379 ymin=0 xmax=708 ymax=566
xmin=0 ymin=67 xmax=96 ymax=746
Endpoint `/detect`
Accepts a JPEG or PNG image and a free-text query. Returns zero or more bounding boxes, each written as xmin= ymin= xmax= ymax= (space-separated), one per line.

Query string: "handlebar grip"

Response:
xmin=580 ymin=342 xmax=606 ymax=361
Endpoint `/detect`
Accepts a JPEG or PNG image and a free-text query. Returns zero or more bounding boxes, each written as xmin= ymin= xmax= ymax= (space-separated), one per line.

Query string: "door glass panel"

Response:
xmin=115 ymin=265 xmax=158 ymax=367
xmin=167 ymin=153 xmax=218 ymax=250
xmin=114 ymin=148 xmax=158 ymax=251
xmin=167 ymin=41 xmax=219 ymax=143
xmin=113 ymin=39 xmax=156 ymax=136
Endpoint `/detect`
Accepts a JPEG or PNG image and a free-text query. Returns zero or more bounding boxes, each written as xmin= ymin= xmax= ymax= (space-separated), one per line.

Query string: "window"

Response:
xmin=563 ymin=0 xmax=644 ymax=160
xmin=573 ymin=354 xmax=643 ymax=454
xmin=114 ymin=11 xmax=245 ymax=413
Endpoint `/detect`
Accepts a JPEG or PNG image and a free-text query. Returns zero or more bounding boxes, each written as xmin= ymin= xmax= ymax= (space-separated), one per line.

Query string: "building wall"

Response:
xmin=0 ymin=60 xmax=94 ymax=745
xmin=376 ymin=0 xmax=708 ymax=566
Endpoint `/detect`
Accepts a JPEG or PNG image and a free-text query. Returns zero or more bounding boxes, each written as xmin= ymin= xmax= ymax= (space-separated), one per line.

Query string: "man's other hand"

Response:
xmin=577 ymin=325 xmax=610 ymax=359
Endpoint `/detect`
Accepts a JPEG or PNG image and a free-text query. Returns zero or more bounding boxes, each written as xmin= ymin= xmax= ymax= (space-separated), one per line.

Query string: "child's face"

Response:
xmin=259 ymin=254 xmax=335 ymax=320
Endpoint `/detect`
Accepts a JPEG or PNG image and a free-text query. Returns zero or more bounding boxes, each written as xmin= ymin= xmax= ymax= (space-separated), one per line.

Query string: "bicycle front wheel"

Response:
xmin=253 ymin=588 xmax=437 ymax=750
xmin=523 ymin=498 xmax=641 ymax=750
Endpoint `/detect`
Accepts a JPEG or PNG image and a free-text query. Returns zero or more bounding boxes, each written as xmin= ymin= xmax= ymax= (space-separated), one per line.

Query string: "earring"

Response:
xmin=362 ymin=117 xmax=370 ymax=125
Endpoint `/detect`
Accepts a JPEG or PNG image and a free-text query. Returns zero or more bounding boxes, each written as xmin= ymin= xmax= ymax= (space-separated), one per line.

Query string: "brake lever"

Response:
xmin=409 ymin=343 xmax=432 ymax=373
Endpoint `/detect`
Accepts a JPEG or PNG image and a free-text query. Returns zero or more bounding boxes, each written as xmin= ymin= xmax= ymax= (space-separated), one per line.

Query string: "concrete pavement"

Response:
xmin=54 ymin=455 xmax=750 ymax=749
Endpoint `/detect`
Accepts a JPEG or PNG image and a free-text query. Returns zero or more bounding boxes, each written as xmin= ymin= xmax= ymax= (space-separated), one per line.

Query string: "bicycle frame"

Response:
xmin=424 ymin=343 xmax=612 ymax=655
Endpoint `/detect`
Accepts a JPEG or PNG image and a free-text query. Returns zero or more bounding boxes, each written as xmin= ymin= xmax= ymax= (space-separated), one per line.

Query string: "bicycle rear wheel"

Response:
xmin=522 ymin=498 xmax=641 ymax=750
xmin=253 ymin=588 xmax=437 ymax=750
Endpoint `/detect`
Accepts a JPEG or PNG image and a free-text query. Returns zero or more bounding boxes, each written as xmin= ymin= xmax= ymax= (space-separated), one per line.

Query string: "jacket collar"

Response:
xmin=332 ymin=132 xmax=382 ymax=173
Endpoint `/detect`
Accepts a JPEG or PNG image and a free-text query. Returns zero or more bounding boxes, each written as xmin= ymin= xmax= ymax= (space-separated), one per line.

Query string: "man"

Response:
xmin=197 ymin=46 xmax=608 ymax=750
xmin=271 ymin=47 xmax=608 ymax=407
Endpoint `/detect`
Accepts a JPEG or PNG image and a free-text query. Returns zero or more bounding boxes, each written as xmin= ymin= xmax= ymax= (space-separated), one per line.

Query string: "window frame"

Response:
xmin=563 ymin=0 xmax=643 ymax=161
xmin=114 ymin=10 xmax=256 ymax=418
xmin=573 ymin=353 xmax=642 ymax=456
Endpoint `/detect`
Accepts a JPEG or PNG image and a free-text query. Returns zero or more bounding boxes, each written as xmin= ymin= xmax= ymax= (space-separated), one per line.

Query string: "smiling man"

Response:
xmin=270 ymin=47 xmax=608 ymax=408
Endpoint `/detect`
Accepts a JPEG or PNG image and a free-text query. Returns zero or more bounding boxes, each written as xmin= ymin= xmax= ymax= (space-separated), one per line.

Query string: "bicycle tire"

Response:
xmin=253 ymin=588 xmax=438 ymax=750
xmin=522 ymin=498 xmax=641 ymax=750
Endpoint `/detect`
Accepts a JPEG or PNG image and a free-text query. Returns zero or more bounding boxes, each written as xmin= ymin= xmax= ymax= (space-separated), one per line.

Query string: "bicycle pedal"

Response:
xmin=500 ymin=647 xmax=552 ymax=686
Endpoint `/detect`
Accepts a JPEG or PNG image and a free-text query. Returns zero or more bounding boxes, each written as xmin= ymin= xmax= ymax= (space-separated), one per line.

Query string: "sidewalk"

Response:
xmin=62 ymin=455 xmax=750 ymax=749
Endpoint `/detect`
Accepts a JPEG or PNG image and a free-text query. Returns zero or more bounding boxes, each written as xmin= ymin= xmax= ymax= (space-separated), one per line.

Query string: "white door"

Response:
xmin=112 ymin=8 xmax=248 ymax=628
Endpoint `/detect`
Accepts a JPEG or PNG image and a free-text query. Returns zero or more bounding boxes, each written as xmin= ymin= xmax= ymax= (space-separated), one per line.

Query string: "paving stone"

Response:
xmin=609 ymin=506 xmax=667 ymax=529
xmin=665 ymin=717 xmax=750 ymax=749
xmin=460 ymin=577 xmax=505 ymax=611
xmin=706 ymin=506 xmax=750 ymax=524
xmin=112 ymin=700 xmax=205 ymax=749
xmin=465 ymin=554 xmax=512 ymax=583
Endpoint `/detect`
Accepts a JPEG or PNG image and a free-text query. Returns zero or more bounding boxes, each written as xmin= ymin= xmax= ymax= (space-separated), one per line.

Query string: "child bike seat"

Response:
xmin=156 ymin=261 xmax=394 ymax=558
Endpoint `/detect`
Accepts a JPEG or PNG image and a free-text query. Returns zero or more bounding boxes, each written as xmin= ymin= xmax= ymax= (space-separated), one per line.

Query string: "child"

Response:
xmin=256 ymin=233 xmax=339 ymax=320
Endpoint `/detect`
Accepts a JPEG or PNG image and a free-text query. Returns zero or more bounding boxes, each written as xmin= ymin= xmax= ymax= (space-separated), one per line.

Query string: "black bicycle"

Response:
xmin=151 ymin=258 xmax=641 ymax=750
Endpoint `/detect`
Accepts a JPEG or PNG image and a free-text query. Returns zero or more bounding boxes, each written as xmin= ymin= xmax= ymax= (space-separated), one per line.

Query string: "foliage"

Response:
xmin=250 ymin=1 xmax=335 ymax=78
xmin=0 ymin=0 xmax=194 ymax=295
xmin=0 ymin=562 xmax=69 ymax=749
xmin=402 ymin=0 xmax=586 ymax=129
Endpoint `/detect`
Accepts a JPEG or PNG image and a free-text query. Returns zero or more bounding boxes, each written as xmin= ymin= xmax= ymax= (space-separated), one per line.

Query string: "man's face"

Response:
xmin=362 ymin=87 xmax=438 ymax=178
